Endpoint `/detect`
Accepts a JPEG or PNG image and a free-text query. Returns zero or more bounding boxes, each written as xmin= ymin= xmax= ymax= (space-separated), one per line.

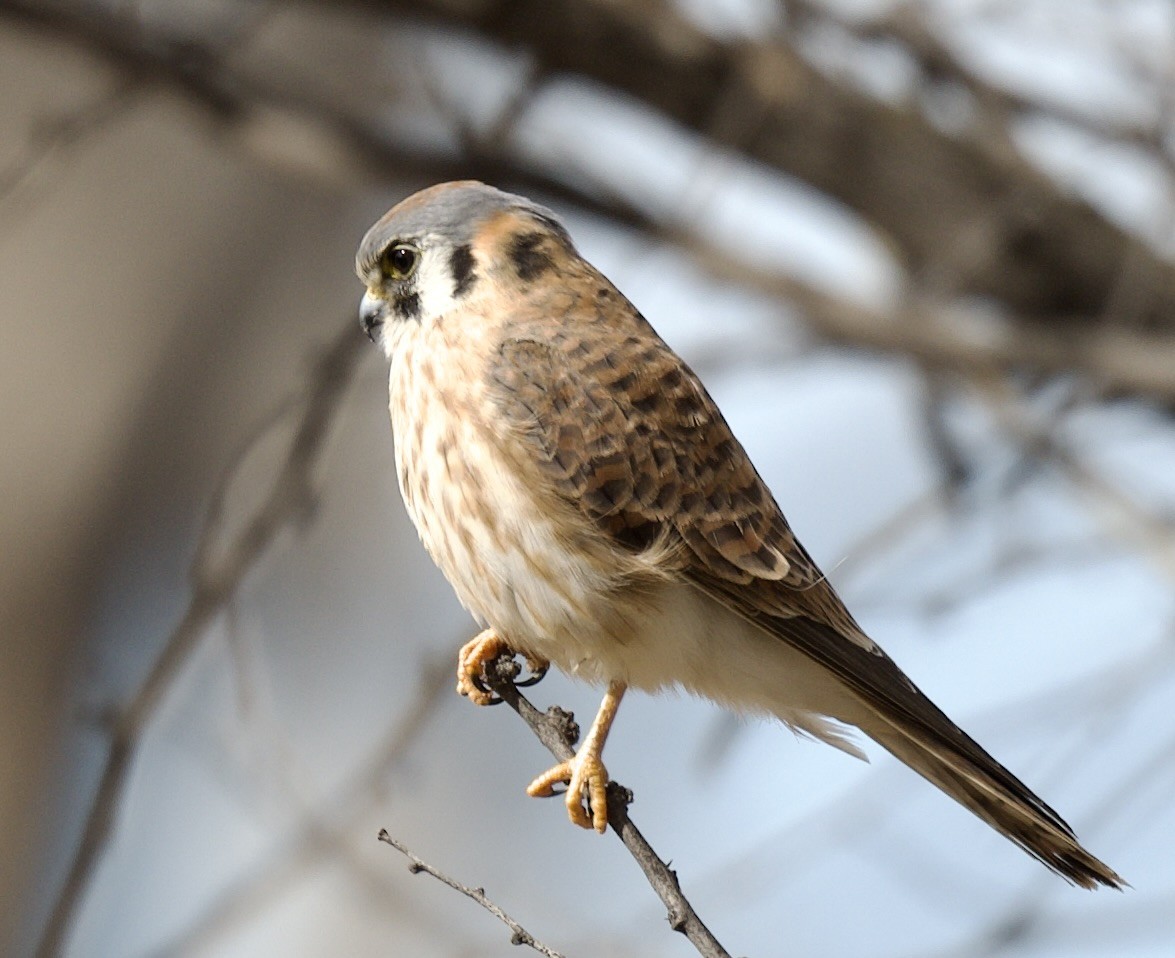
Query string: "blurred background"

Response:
xmin=2 ymin=0 xmax=1174 ymax=955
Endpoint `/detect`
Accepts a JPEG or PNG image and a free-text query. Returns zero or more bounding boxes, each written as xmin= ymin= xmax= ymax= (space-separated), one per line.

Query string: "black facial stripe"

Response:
xmin=449 ymin=244 xmax=477 ymax=297
xmin=509 ymin=231 xmax=555 ymax=281
xmin=395 ymin=291 xmax=421 ymax=320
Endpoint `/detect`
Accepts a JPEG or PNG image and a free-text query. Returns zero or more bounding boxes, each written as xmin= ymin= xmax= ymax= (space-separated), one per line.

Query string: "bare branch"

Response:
xmin=378 ymin=831 xmax=569 ymax=958
xmin=479 ymin=655 xmax=735 ymax=958
xmin=354 ymin=0 xmax=1175 ymax=330
xmin=150 ymin=655 xmax=456 ymax=958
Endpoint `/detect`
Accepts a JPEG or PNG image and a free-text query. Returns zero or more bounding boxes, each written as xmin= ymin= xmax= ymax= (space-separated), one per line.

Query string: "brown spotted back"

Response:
xmin=487 ymin=261 xmax=856 ymax=624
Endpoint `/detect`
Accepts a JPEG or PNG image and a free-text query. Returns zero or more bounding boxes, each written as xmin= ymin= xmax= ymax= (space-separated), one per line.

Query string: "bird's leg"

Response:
xmin=456 ymin=629 xmax=549 ymax=705
xmin=527 ymin=680 xmax=627 ymax=833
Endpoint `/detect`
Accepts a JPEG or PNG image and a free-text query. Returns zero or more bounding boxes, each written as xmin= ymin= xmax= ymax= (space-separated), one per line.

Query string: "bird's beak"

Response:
xmin=359 ymin=290 xmax=387 ymax=343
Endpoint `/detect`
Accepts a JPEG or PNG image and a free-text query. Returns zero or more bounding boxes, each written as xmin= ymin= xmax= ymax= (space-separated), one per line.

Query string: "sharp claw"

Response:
xmin=468 ymin=671 xmax=505 ymax=704
xmin=456 ymin=630 xmax=509 ymax=706
xmin=514 ymin=660 xmax=549 ymax=688
xmin=526 ymin=753 xmax=610 ymax=833
xmin=456 ymin=633 xmax=549 ymax=704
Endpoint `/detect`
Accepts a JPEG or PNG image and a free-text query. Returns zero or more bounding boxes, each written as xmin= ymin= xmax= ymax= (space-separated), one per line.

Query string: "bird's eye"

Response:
xmin=381 ymin=244 xmax=420 ymax=281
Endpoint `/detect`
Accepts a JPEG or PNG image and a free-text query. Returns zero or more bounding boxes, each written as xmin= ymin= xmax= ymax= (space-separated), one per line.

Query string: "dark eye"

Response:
xmin=381 ymin=244 xmax=420 ymax=281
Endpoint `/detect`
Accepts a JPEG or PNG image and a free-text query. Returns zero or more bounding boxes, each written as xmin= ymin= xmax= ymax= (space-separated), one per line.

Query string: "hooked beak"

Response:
xmin=359 ymin=290 xmax=387 ymax=343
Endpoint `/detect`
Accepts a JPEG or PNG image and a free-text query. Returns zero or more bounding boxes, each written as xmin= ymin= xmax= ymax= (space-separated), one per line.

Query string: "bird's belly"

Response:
xmin=390 ymin=361 xmax=648 ymax=681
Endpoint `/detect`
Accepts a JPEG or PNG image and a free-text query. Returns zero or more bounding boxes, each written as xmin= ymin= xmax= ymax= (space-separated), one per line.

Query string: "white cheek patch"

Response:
xmin=414 ymin=248 xmax=462 ymax=323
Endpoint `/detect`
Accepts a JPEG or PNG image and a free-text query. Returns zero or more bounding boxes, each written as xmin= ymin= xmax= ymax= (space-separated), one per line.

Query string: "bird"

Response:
xmin=355 ymin=180 xmax=1123 ymax=889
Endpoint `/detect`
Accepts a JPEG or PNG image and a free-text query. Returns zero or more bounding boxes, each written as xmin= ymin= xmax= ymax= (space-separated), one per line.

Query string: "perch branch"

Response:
xmin=480 ymin=654 xmax=735 ymax=958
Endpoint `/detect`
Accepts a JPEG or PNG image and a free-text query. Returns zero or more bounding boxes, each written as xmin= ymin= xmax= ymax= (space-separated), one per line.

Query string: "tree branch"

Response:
xmin=378 ymin=831 xmax=569 ymax=958
xmin=479 ymin=655 xmax=735 ymax=958
xmin=360 ymin=0 xmax=1175 ymax=330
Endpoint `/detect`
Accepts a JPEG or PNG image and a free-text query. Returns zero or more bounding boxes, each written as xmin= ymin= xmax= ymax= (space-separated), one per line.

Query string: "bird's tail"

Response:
xmin=861 ymin=715 xmax=1124 ymax=889
xmin=694 ymin=587 xmax=1125 ymax=888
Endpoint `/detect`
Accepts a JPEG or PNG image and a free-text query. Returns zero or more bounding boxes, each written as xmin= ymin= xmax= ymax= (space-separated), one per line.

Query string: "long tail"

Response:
xmin=740 ymin=606 xmax=1125 ymax=888
xmin=862 ymin=715 xmax=1124 ymax=889
xmin=695 ymin=580 xmax=1126 ymax=888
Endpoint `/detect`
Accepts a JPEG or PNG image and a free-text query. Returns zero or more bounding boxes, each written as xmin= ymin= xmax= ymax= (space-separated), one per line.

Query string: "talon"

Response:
xmin=527 ymin=752 xmax=610 ymax=832
xmin=524 ymin=679 xmax=626 ymax=834
xmin=456 ymin=630 xmax=509 ymax=706
xmin=515 ymin=655 xmax=550 ymax=688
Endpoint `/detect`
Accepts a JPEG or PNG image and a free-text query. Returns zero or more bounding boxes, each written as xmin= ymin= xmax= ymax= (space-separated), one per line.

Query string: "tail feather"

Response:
xmin=864 ymin=718 xmax=1125 ymax=889
xmin=692 ymin=588 xmax=1126 ymax=888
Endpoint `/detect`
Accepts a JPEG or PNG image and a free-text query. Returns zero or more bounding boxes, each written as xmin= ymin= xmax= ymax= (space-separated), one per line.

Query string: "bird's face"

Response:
xmin=355 ymin=180 xmax=575 ymax=357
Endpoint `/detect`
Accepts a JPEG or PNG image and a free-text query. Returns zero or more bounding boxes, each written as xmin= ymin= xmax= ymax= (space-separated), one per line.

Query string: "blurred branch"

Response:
xmin=7 ymin=0 xmax=1175 ymax=402
xmin=480 ymin=655 xmax=734 ymax=958
xmin=0 ymin=79 xmax=138 ymax=218
xmin=0 ymin=0 xmax=644 ymax=222
xmin=917 ymin=370 xmax=973 ymax=494
xmin=152 ymin=655 xmax=455 ymax=958
xmin=977 ymin=378 xmax=1175 ymax=583
xmin=793 ymin=0 xmax=1172 ymax=161
xmin=378 ymin=831 xmax=568 ymax=958
xmin=681 ymin=230 xmax=1175 ymax=403
xmin=35 ymin=321 xmax=365 ymax=958
xmin=357 ymin=0 xmax=1175 ymax=330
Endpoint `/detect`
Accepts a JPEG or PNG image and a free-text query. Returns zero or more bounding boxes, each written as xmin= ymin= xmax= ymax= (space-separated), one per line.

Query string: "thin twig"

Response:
xmin=378 ymin=831 xmax=569 ymax=958
xmin=35 ymin=321 xmax=366 ymax=958
xmin=480 ymin=655 xmax=735 ymax=958
xmin=149 ymin=654 xmax=455 ymax=958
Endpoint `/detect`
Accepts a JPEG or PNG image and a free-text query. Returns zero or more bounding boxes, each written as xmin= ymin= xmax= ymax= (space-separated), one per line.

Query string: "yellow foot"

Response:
xmin=456 ymin=630 xmax=508 ymax=705
xmin=456 ymin=630 xmax=549 ymax=706
xmin=525 ymin=680 xmax=626 ymax=834
xmin=527 ymin=749 xmax=610 ymax=833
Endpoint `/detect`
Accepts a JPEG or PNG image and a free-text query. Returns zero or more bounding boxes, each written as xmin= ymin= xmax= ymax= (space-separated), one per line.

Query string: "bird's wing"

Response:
xmin=487 ymin=310 xmax=1066 ymax=819
xmin=490 ymin=313 xmax=956 ymax=693
xmin=489 ymin=322 xmax=812 ymax=589
xmin=487 ymin=290 xmax=1122 ymax=890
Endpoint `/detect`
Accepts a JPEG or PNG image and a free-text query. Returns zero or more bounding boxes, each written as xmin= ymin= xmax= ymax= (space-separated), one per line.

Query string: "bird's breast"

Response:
xmin=385 ymin=316 xmax=643 ymax=677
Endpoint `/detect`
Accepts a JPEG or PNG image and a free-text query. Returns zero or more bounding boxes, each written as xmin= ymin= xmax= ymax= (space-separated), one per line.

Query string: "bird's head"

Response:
xmin=355 ymin=180 xmax=576 ymax=355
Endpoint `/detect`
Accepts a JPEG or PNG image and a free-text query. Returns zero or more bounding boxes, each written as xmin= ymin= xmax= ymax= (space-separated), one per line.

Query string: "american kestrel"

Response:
xmin=356 ymin=181 xmax=1122 ymax=888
